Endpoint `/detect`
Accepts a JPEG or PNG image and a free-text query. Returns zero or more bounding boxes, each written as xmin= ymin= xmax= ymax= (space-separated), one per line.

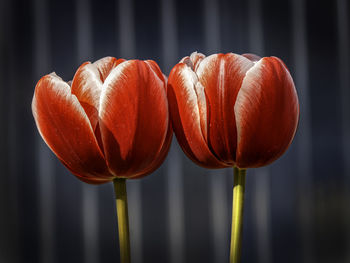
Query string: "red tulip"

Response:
xmin=167 ymin=52 xmax=299 ymax=169
xmin=32 ymin=57 xmax=172 ymax=184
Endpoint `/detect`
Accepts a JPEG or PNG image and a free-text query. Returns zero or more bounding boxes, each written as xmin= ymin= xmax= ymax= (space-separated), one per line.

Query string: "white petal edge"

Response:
xmin=72 ymin=62 xmax=103 ymax=108
xmin=32 ymin=73 xmax=100 ymax=159
xmin=234 ymin=59 xmax=263 ymax=147
xmin=177 ymin=64 xmax=208 ymax=141
xmin=98 ymin=61 xmax=131 ymax=118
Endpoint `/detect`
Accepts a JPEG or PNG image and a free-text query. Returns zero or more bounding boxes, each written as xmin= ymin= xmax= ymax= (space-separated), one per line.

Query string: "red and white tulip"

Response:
xmin=32 ymin=57 xmax=172 ymax=184
xmin=167 ymin=52 xmax=299 ymax=169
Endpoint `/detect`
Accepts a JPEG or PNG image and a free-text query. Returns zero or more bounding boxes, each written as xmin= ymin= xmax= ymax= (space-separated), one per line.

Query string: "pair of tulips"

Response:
xmin=32 ymin=52 xmax=299 ymax=263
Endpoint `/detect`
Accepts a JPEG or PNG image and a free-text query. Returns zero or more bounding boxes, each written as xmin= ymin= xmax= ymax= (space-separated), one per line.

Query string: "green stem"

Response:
xmin=113 ymin=178 xmax=131 ymax=263
xmin=230 ymin=167 xmax=247 ymax=263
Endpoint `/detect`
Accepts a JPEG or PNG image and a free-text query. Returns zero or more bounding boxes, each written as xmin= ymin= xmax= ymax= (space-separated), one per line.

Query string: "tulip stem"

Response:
xmin=113 ymin=178 xmax=131 ymax=263
xmin=230 ymin=167 xmax=246 ymax=263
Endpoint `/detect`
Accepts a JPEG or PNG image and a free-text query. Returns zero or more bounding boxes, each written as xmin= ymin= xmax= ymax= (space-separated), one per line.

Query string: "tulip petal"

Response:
xmin=145 ymin=60 xmax=167 ymax=84
xmin=196 ymin=53 xmax=254 ymax=164
xmin=235 ymin=57 xmax=299 ymax=168
xmin=190 ymin=51 xmax=206 ymax=70
xmin=32 ymin=73 xmax=113 ymax=181
xmin=76 ymin=176 xmax=111 ymax=184
xmin=60 ymin=159 xmax=111 ymax=185
xmin=93 ymin=56 xmax=126 ymax=82
xmin=168 ymin=63 xmax=227 ymax=168
xmin=71 ymin=62 xmax=103 ymax=129
xmin=127 ymin=61 xmax=172 ymax=179
xmin=180 ymin=52 xmax=206 ymax=71
xmin=99 ymin=60 xmax=169 ymax=177
xmin=131 ymin=121 xmax=173 ymax=179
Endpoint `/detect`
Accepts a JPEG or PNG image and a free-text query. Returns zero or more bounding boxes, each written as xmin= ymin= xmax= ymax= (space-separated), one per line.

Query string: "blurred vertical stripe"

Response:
xmin=204 ymin=0 xmax=220 ymax=54
xmin=117 ymin=1 xmax=144 ymax=262
xmin=76 ymin=0 xmax=100 ymax=262
xmin=336 ymin=0 xmax=350 ymax=260
xmin=118 ymin=0 xmax=136 ymax=59
xmin=125 ymin=177 xmax=143 ymax=263
xmin=6 ymin=0 xmax=19 ymax=263
xmin=166 ymin=143 xmax=186 ymax=263
xmin=209 ymin=169 xmax=229 ymax=263
xmin=161 ymin=0 xmax=186 ymax=262
xmin=337 ymin=0 xmax=350 ymax=176
xmin=34 ymin=0 xmax=55 ymax=261
xmin=291 ymin=0 xmax=314 ymax=262
xmin=77 ymin=0 xmax=93 ymax=60
xmin=248 ymin=0 xmax=264 ymax=54
xmin=0 ymin=1 xmax=4 ymax=260
xmin=0 ymin=1 xmax=18 ymax=262
xmin=252 ymin=168 xmax=272 ymax=263
xmin=161 ymin=0 xmax=178 ymax=73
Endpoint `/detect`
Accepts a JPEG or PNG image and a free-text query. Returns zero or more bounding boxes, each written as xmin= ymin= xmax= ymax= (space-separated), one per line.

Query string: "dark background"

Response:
xmin=0 ymin=0 xmax=350 ymax=262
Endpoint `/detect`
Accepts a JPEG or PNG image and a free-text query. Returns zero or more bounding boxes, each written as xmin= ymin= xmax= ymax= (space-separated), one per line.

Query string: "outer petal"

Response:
xmin=190 ymin=51 xmax=206 ymax=70
xmin=93 ymin=56 xmax=126 ymax=82
xmin=235 ymin=57 xmax=299 ymax=168
xmin=71 ymin=62 xmax=103 ymax=129
xmin=196 ymin=53 xmax=254 ymax=164
xmin=60 ymin=159 xmax=111 ymax=185
xmin=32 ymin=73 xmax=113 ymax=181
xmin=99 ymin=60 xmax=169 ymax=177
xmin=145 ymin=60 xmax=167 ymax=84
xmin=180 ymin=52 xmax=206 ymax=71
xmin=128 ymin=61 xmax=172 ymax=179
xmin=167 ymin=63 xmax=227 ymax=168
xmin=131 ymin=121 xmax=173 ymax=179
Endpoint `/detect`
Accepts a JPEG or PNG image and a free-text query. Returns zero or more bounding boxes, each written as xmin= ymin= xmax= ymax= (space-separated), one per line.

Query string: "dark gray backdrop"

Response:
xmin=0 ymin=0 xmax=349 ymax=262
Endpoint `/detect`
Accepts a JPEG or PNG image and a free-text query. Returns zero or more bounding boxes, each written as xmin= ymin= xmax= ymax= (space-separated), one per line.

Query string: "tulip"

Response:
xmin=167 ymin=52 xmax=299 ymax=263
xmin=32 ymin=57 xmax=172 ymax=263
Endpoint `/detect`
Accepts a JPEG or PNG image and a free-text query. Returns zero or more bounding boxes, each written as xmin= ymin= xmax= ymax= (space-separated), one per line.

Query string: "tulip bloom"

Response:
xmin=32 ymin=57 xmax=172 ymax=184
xmin=32 ymin=57 xmax=172 ymax=263
xmin=167 ymin=52 xmax=299 ymax=169
xmin=168 ymin=52 xmax=299 ymax=263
